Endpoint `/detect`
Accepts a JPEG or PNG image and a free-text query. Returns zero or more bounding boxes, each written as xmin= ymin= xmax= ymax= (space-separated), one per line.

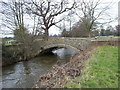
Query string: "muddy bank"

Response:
xmin=33 ymin=40 xmax=119 ymax=88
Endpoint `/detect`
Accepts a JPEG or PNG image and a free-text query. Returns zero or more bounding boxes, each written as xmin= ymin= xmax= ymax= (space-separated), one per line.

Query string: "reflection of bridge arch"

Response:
xmin=39 ymin=44 xmax=80 ymax=55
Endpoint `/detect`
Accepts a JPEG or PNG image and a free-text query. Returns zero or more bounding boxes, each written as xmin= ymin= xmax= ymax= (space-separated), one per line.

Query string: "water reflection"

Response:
xmin=2 ymin=48 xmax=78 ymax=88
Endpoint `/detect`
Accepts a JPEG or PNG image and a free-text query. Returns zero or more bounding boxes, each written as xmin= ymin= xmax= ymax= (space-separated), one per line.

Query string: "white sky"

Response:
xmin=0 ymin=0 xmax=119 ymax=37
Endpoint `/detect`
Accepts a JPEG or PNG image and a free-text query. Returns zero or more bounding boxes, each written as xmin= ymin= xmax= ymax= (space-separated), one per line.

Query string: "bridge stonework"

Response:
xmin=37 ymin=37 xmax=91 ymax=55
xmin=3 ymin=37 xmax=91 ymax=58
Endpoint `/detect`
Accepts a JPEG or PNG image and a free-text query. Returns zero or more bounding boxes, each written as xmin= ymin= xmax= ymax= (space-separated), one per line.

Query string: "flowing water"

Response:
xmin=2 ymin=48 xmax=78 ymax=88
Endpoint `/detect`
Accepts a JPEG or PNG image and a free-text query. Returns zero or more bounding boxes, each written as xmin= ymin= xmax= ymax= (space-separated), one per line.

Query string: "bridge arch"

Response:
xmin=38 ymin=44 xmax=80 ymax=55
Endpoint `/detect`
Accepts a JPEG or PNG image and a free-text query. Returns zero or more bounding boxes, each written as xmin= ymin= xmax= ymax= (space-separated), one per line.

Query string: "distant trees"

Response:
xmin=61 ymin=29 xmax=72 ymax=37
xmin=71 ymin=20 xmax=90 ymax=37
xmin=91 ymin=25 xmax=119 ymax=36
xmin=100 ymin=28 xmax=105 ymax=36
xmin=61 ymin=23 xmax=119 ymax=37
xmin=61 ymin=20 xmax=99 ymax=37
xmin=74 ymin=0 xmax=113 ymax=37
xmin=115 ymin=25 xmax=120 ymax=36
xmin=97 ymin=25 xmax=119 ymax=36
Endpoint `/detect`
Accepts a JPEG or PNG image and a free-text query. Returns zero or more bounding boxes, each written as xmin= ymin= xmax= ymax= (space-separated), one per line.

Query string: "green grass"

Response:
xmin=61 ymin=46 xmax=119 ymax=88
xmin=4 ymin=42 xmax=12 ymax=46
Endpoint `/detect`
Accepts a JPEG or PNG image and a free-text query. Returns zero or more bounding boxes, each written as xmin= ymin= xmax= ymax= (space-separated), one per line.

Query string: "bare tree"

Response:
xmin=1 ymin=0 xmax=38 ymax=43
xmin=1 ymin=0 xmax=25 ymax=30
xmin=75 ymin=0 xmax=113 ymax=37
xmin=71 ymin=20 xmax=91 ymax=37
xmin=0 ymin=0 xmax=30 ymax=42
xmin=26 ymin=0 xmax=76 ymax=39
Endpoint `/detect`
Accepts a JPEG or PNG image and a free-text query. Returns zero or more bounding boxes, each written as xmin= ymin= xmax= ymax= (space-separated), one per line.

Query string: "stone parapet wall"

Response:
xmin=43 ymin=37 xmax=91 ymax=51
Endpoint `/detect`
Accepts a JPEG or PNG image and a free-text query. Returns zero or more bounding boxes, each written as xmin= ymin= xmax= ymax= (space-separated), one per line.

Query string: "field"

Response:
xmin=61 ymin=46 xmax=119 ymax=88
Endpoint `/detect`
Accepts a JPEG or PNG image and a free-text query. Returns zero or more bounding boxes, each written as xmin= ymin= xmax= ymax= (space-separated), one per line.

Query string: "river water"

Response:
xmin=2 ymin=48 xmax=78 ymax=88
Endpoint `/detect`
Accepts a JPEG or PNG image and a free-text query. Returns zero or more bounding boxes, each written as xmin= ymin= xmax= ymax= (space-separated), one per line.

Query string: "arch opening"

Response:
xmin=38 ymin=44 xmax=80 ymax=56
xmin=38 ymin=47 xmax=65 ymax=56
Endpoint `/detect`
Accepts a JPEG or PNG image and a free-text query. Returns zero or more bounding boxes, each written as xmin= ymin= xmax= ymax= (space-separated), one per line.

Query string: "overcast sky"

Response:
xmin=50 ymin=0 xmax=119 ymax=35
xmin=0 ymin=0 xmax=119 ymax=38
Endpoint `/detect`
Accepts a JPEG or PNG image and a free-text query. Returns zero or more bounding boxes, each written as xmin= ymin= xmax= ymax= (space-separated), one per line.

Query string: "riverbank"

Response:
xmin=33 ymin=45 xmax=95 ymax=88
xmin=33 ymin=41 xmax=119 ymax=88
xmin=60 ymin=46 xmax=118 ymax=88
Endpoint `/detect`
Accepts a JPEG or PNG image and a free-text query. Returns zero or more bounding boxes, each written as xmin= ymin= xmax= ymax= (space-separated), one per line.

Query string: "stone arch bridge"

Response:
xmin=35 ymin=37 xmax=91 ymax=55
xmin=4 ymin=37 xmax=91 ymax=58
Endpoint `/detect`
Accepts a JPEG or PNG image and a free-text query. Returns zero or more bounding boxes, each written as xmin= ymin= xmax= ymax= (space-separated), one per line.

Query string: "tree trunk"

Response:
xmin=44 ymin=29 xmax=49 ymax=40
xmin=89 ymin=32 xmax=91 ymax=38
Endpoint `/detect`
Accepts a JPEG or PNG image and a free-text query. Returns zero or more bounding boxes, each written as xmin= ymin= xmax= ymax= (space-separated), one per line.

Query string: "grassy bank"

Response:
xmin=61 ymin=46 xmax=118 ymax=88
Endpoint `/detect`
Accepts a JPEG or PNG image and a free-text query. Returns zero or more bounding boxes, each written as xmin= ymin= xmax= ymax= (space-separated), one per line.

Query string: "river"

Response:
xmin=2 ymin=48 xmax=78 ymax=88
